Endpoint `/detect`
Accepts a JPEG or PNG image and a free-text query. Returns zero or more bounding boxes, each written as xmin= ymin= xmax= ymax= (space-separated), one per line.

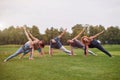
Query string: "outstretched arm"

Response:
xmin=29 ymin=47 xmax=34 ymax=60
xmin=27 ymin=30 xmax=39 ymax=40
xmin=49 ymin=46 xmax=53 ymax=57
xmin=70 ymin=45 xmax=74 ymax=55
xmin=23 ymin=27 xmax=32 ymax=42
xmin=84 ymin=45 xmax=89 ymax=56
xmin=23 ymin=27 xmax=34 ymax=59
xmin=38 ymin=48 xmax=45 ymax=57
xmin=90 ymin=30 xmax=104 ymax=39
xmin=58 ymin=28 xmax=67 ymax=38
xmin=72 ymin=28 xmax=85 ymax=40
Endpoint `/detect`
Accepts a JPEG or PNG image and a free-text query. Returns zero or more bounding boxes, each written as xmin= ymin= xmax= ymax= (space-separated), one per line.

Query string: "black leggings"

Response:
xmin=95 ymin=44 xmax=112 ymax=57
xmin=89 ymin=40 xmax=112 ymax=57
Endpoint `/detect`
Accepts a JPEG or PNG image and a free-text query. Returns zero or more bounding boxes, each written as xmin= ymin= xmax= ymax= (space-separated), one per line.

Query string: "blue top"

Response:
xmin=88 ymin=39 xmax=99 ymax=48
xmin=50 ymin=37 xmax=62 ymax=49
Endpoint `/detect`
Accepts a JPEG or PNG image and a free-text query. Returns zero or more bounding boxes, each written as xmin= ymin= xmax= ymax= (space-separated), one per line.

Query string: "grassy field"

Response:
xmin=0 ymin=45 xmax=120 ymax=80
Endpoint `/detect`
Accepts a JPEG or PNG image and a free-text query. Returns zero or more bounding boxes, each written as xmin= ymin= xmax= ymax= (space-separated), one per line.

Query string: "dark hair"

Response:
xmin=67 ymin=39 xmax=72 ymax=44
xmin=40 ymin=40 xmax=45 ymax=48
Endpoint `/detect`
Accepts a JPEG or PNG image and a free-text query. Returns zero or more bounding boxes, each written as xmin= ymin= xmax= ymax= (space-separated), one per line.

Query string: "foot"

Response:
xmin=94 ymin=54 xmax=97 ymax=56
xmin=3 ymin=59 xmax=7 ymax=62
xmin=29 ymin=57 xmax=34 ymax=60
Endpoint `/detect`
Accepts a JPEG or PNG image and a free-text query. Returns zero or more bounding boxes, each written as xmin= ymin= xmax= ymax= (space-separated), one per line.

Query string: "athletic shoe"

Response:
xmin=3 ymin=59 xmax=7 ymax=62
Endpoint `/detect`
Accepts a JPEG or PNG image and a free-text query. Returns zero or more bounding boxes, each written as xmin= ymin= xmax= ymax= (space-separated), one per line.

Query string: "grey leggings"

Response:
xmin=60 ymin=46 xmax=71 ymax=55
xmin=5 ymin=45 xmax=31 ymax=61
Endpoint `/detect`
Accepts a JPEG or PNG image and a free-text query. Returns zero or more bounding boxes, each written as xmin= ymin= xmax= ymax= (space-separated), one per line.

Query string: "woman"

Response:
xmin=49 ymin=28 xmax=71 ymax=56
xmin=4 ymin=27 xmax=45 ymax=62
xmin=81 ymin=30 xmax=112 ymax=57
xmin=67 ymin=28 xmax=96 ymax=56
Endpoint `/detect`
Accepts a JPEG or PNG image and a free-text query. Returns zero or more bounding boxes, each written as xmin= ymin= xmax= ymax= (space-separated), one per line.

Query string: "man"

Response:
xmin=49 ymin=28 xmax=71 ymax=56
xmin=67 ymin=28 xmax=96 ymax=56
xmin=81 ymin=30 xmax=112 ymax=57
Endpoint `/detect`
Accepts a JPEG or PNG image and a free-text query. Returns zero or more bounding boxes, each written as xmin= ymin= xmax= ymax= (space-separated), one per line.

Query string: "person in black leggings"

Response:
xmin=81 ymin=30 xmax=112 ymax=57
xmin=67 ymin=28 xmax=97 ymax=56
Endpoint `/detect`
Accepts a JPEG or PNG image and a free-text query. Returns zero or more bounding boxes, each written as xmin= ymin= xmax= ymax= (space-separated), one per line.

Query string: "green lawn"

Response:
xmin=0 ymin=45 xmax=120 ymax=80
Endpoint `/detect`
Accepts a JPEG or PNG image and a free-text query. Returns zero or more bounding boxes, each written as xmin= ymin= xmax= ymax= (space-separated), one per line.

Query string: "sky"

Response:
xmin=0 ymin=0 xmax=120 ymax=33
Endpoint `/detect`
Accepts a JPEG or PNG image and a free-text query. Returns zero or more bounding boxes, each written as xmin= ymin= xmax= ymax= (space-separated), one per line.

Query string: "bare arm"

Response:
xmin=84 ymin=45 xmax=89 ymax=56
xmin=90 ymin=30 xmax=104 ymax=39
xmin=27 ymin=30 xmax=38 ymax=40
xmin=58 ymin=28 xmax=67 ymax=38
xmin=49 ymin=46 xmax=53 ymax=57
xmin=72 ymin=28 xmax=85 ymax=40
xmin=23 ymin=27 xmax=32 ymax=42
xmin=29 ymin=47 xmax=34 ymax=60
xmin=70 ymin=45 xmax=74 ymax=55
xmin=39 ymin=48 xmax=45 ymax=57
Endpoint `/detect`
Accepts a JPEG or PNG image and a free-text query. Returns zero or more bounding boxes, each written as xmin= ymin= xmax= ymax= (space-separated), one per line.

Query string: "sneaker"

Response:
xmin=3 ymin=59 xmax=7 ymax=62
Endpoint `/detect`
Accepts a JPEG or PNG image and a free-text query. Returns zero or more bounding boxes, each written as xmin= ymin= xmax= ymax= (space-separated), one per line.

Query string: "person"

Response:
xmin=4 ymin=27 xmax=45 ymax=62
xmin=23 ymin=28 xmax=45 ymax=58
xmin=81 ymin=30 xmax=112 ymax=57
xmin=49 ymin=28 xmax=72 ymax=56
xmin=67 ymin=28 xmax=97 ymax=56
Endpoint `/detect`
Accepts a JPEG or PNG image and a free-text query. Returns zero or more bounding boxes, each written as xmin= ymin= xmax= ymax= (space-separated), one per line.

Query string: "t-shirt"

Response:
xmin=50 ymin=37 xmax=62 ymax=49
xmin=71 ymin=39 xmax=84 ymax=48
xmin=88 ymin=39 xmax=99 ymax=48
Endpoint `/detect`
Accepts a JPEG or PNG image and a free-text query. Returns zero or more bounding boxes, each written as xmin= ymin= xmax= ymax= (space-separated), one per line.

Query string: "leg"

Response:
xmin=29 ymin=51 xmax=33 ymax=59
xmin=60 ymin=46 xmax=71 ymax=55
xmin=4 ymin=47 xmax=23 ymax=62
xmin=82 ymin=47 xmax=97 ymax=56
xmin=19 ymin=54 xmax=24 ymax=59
xmin=88 ymin=50 xmax=97 ymax=56
xmin=96 ymin=44 xmax=112 ymax=57
xmin=19 ymin=50 xmax=30 ymax=59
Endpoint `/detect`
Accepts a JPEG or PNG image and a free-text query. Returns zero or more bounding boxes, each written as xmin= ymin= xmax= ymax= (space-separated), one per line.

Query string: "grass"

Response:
xmin=0 ymin=45 xmax=120 ymax=80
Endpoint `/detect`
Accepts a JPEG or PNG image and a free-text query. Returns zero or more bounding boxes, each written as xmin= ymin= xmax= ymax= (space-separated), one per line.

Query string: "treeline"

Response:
xmin=0 ymin=24 xmax=120 ymax=45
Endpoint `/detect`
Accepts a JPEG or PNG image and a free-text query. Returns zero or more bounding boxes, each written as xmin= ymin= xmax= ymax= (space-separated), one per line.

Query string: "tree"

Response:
xmin=44 ymin=28 xmax=51 ymax=45
xmin=71 ymin=24 xmax=84 ymax=40
xmin=59 ymin=27 xmax=71 ymax=45
xmin=31 ymin=25 xmax=41 ymax=39
xmin=89 ymin=25 xmax=105 ymax=43
xmin=105 ymin=26 xmax=120 ymax=44
xmin=0 ymin=24 xmax=120 ymax=45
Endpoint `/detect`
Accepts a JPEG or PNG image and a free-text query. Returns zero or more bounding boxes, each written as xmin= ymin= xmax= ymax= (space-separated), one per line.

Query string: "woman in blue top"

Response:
xmin=49 ymin=28 xmax=71 ymax=56
xmin=4 ymin=27 xmax=45 ymax=62
xmin=19 ymin=27 xmax=45 ymax=59
xmin=67 ymin=28 xmax=96 ymax=56
xmin=81 ymin=30 xmax=112 ymax=57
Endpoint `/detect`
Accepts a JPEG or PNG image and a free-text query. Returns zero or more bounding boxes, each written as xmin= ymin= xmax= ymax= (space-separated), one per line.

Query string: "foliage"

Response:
xmin=105 ymin=26 xmax=120 ymax=44
xmin=0 ymin=24 xmax=120 ymax=45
